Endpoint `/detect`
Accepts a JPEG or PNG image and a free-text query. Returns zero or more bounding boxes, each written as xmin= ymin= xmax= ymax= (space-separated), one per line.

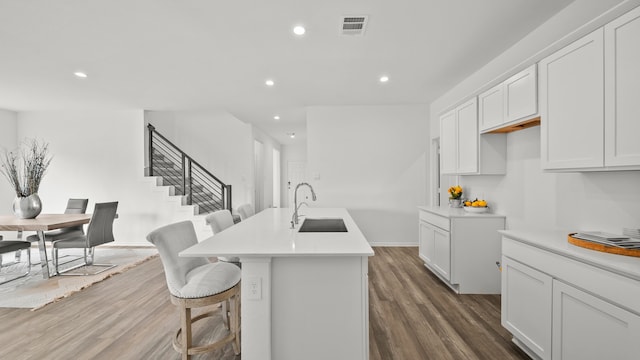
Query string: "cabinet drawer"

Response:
xmin=419 ymin=211 xmax=450 ymax=231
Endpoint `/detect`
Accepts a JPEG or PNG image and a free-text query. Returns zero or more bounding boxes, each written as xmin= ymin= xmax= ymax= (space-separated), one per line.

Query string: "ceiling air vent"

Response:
xmin=341 ymin=15 xmax=368 ymax=36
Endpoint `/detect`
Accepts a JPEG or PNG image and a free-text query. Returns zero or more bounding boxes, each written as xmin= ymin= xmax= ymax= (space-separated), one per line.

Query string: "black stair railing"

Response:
xmin=147 ymin=124 xmax=232 ymax=214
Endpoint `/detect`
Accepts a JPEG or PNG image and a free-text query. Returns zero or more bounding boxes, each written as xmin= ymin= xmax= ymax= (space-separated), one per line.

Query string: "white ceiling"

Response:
xmin=0 ymin=0 xmax=574 ymax=145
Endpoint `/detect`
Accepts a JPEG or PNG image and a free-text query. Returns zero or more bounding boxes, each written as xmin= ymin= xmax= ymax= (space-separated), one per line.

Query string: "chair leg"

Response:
xmin=221 ymin=300 xmax=230 ymax=330
xmin=53 ymin=247 xmax=59 ymax=275
xmin=180 ymin=305 xmax=192 ymax=360
xmin=0 ymin=248 xmax=31 ymax=286
xmin=232 ymin=293 xmax=241 ymax=355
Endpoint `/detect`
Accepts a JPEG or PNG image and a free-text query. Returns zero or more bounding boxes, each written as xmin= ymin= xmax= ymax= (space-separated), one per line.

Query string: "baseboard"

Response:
xmin=368 ymin=242 xmax=418 ymax=247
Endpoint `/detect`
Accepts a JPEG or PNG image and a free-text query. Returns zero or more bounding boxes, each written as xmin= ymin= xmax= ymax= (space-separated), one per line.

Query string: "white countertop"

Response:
xmin=418 ymin=205 xmax=506 ymax=218
xmin=180 ymin=208 xmax=374 ymax=258
xmin=500 ymin=229 xmax=640 ymax=282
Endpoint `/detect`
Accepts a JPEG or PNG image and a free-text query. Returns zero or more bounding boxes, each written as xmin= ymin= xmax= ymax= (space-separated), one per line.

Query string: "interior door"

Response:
xmin=287 ymin=161 xmax=307 ymax=209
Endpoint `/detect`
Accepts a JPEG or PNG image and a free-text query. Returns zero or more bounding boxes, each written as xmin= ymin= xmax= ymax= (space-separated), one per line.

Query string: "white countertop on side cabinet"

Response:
xmin=180 ymin=207 xmax=374 ymax=258
xmin=500 ymin=229 xmax=640 ymax=282
xmin=418 ymin=205 xmax=506 ymax=218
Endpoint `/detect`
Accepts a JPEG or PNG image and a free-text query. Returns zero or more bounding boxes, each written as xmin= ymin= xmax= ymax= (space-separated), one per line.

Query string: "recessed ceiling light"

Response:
xmin=288 ymin=132 xmax=296 ymax=139
xmin=379 ymin=75 xmax=389 ymax=83
xmin=74 ymin=71 xmax=88 ymax=78
xmin=274 ymin=115 xmax=280 ymax=120
xmin=265 ymin=79 xmax=275 ymax=87
xmin=293 ymin=25 xmax=306 ymax=36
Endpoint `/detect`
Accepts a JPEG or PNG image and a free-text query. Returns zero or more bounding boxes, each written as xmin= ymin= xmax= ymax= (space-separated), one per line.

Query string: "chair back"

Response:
xmin=206 ymin=210 xmax=235 ymax=234
xmin=85 ymin=202 xmax=118 ymax=247
xmin=65 ymin=198 xmax=89 ymax=232
xmin=65 ymin=198 xmax=89 ymax=214
xmin=146 ymin=221 xmax=209 ymax=296
xmin=236 ymin=203 xmax=255 ymax=221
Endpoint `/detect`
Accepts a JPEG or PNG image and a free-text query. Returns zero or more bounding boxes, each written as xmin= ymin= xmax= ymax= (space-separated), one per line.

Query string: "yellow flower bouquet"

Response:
xmin=447 ymin=185 xmax=463 ymax=200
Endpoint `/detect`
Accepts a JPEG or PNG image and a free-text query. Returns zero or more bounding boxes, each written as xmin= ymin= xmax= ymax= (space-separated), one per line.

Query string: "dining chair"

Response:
xmin=205 ymin=210 xmax=239 ymax=264
xmin=146 ymin=220 xmax=241 ymax=359
xmin=25 ymin=198 xmax=89 ymax=264
xmin=236 ymin=203 xmax=255 ymax=221
xmin=50 ymin=201 xmax=118 ymax=276
xmin=0 ymin=238 xmax=31 ymax=285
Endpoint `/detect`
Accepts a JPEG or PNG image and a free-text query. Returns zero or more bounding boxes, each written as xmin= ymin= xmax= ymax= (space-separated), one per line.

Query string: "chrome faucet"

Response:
xmin=291 ymin=182 xmax=317 ymax=228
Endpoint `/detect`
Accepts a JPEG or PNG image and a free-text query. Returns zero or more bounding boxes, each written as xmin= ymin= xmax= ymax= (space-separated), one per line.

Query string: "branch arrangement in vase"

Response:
xmin=0 ymin=139 xmax=53 ymax=197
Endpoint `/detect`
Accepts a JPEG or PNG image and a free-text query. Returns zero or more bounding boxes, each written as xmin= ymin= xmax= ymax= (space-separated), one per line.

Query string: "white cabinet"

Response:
xmin=552 ymin=280 xmax=640 ymax=360
xmin=480 ymin=64 xmax=538 ymax=133
xmin=419 ymin=220 xmax=450 ymax=280
xmin=439 ymin=109 xmax=458 ymax=174
xmin=604 ymin=6 xmax=640 ymax=167
xmin=540 ymin=28 xmax=605 ymax=170
xmin=540 ymin=5 xmax=640 ymax=171
xmin=439 ymin=98 xmax=506 ymax=175
xmin=478 ymin=83 xmax=504 ymax=130
xmin=501 ymin=231 xmax=640 ymax=360
xmin=501 ymin=257 xmax=552 ymax=360
xmin=418 ymin=207 xmax=504 ymax=294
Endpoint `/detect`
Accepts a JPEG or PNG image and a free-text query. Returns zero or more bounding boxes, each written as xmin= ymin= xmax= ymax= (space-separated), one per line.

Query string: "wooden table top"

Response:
xmin=0 ymin=214 xmax=92 ymax=231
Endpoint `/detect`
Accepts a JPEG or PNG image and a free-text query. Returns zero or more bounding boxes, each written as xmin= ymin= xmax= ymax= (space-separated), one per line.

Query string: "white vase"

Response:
xmin=13 ymin=194 xmax=42 ymax=219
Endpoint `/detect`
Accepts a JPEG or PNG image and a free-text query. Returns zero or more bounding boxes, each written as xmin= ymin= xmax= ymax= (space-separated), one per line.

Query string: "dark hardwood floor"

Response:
xmin=369 ymin=247 xmax=528 ymax=360
xmin=0 ymin=247 xmax=529 ymax=359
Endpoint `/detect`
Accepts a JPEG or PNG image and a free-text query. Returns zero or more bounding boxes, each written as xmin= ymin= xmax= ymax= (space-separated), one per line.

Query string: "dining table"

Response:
xmin=0 ymin=214 xmax=92 ymax=279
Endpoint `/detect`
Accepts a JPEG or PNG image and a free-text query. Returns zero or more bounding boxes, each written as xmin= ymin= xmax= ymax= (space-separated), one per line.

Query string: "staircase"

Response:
xmin=146 ymin=124 xmax=232 ymax=216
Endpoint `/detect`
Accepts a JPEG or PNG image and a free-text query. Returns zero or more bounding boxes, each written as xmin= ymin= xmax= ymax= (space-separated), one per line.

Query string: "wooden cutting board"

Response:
xmin=568 ymin=234 xmax=640 ymax=258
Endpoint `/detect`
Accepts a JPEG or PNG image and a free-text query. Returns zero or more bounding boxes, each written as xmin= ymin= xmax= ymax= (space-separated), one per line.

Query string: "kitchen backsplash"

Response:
xmin=450 ymin=127 xmax=640 ymax=234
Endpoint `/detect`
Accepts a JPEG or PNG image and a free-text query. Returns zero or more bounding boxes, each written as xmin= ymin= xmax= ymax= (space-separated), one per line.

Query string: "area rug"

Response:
xmin=0 ymin=246 xmax=158 ymax=310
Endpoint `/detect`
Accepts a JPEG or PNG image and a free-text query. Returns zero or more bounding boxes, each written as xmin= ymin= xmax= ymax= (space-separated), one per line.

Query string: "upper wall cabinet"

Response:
xmin=605 ymin=6 xmax=640 ymax=167
xmin=540 ymin=5 xmax=640 ymax=171
xmin=540 ymin=28 xmax=604 ymax=170
xmin=480 ymin=64 xmax=538 ymax=133
xmin=440 ymin=97 xmax=506 ymax=175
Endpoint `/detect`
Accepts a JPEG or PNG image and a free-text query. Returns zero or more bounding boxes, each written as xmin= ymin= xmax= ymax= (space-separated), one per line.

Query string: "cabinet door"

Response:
xmin=432 ymin=227 xmax=451 ymax=281
xmin=440 ymin=110 xmax=458 ymax=174
xmin=501 ymin=257 xmax=552 ymax=360
xmin=456 ymin=97 xmax=478 ymax=174
xmin=479 ymin=83 xmax=504 ymax=131
xmin=540 ymin=28 xmax=604 ymax=170
xmin=552 ymin=280 xmax=640 ymax=360
xmin=505 ymin=64 xmax=537 ymax=123
xmin=418 ymin=221 xmax=434 ymax=265
xmin=605 ymin=6 xmax=640 ymax=167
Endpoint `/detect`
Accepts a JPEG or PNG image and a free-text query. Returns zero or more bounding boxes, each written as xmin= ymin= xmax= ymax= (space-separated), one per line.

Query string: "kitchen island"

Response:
xmin=180 ymin=208 xmax=374 ymax=360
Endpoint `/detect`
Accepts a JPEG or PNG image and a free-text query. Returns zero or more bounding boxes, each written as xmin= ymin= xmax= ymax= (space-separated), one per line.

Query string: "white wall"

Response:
xmin=0 ymin=109 xmax=18 ymax=218
xmin=431 ymin=0 xmax=640 ymax=234
xmin=307 ymin=105 xmax=429 ymax=246
xmin=145 ymin=110 xmax=254 ymax=209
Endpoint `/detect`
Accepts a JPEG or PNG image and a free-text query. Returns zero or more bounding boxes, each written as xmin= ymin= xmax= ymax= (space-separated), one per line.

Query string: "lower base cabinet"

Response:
xmin=418 ymin=207 xmax=505 ymax=294
xmin=501 ymin=257 xmax=552 ymax=360
xmin=552 ymin=280 xmax=640 ymax=360
xmin=502 ymin=234 xmax=640 ymax=360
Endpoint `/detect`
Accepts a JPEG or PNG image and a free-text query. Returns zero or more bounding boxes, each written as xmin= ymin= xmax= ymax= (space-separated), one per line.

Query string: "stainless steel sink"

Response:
xmin=298 ymin=218 xmax=348 ymax=232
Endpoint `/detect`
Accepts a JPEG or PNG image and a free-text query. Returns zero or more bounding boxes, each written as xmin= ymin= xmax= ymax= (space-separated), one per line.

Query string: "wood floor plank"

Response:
xmin=0 ymin=246 xmax=528 ymax=359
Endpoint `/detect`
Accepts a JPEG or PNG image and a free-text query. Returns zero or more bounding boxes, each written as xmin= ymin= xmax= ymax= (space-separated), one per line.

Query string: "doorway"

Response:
xmin=254 ymin=140 xmax=264 ymax=211
xmin=286 ymin=161 xmax=307 ymax=208
xmin=432 ymin=138 xmax=441 ymax=206
xmin=272 ymin=148 xmax=281 ymax=208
